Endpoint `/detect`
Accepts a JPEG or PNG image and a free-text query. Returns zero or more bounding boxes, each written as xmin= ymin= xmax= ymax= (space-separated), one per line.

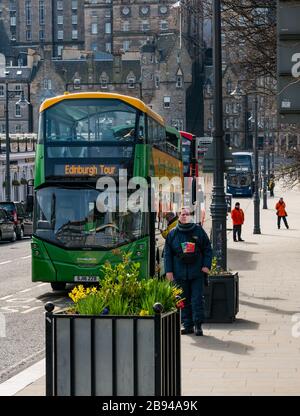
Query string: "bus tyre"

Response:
xmin=51 ymin=282 xmax=66 ymax=291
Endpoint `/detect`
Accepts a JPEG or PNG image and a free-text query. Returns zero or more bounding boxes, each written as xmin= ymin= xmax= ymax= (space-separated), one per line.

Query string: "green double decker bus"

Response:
xmin=31 ymin=92 xmax=183 ymax=290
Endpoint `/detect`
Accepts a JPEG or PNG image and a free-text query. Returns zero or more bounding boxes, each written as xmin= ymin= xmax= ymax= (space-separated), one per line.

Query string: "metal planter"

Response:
xmin=45 ymin=304 xmax=181 ymax=396
xmin=203 ymin=272 xmax=239 ymax=323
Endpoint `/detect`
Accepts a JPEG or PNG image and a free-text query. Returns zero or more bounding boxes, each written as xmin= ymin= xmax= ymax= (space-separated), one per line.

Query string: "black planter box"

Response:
xmin=45 ymin=305 xmax=181 ymax=396
xmin=203 ymin=272 xmax=239 ymax=323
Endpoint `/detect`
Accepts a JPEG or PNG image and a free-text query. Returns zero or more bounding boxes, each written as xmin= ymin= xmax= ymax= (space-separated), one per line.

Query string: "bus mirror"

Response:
xmin=26 ymin=195 xmax=33 ymax=213
xmin=37 ymin=220 xmax=52 ymax=230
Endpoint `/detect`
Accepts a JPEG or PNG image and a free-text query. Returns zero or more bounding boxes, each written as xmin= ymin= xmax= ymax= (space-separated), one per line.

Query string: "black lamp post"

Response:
xmin=5 ymin=82 xmax=30 ymax=202
xmin=262 ymin=150 xmax=268 ymax=209
xmin=210 ymin=0 xmax=227 ymax=270
xmin=231 ymin=87 xmax=261 ymax=234
xmin=252 ymin=94 xmax=261 ymax=233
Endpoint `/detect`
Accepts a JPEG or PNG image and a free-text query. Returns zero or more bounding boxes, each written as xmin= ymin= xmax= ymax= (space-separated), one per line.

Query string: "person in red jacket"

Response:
xmin=275 ymin=197 xmax=289 ymax=229
xmin=231 ymin=202 xmax=245 ymax=242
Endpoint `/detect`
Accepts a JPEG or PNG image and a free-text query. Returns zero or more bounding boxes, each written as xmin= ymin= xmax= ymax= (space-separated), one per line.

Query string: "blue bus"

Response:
xmin=226 ymin=152 xmax=254 ymax=197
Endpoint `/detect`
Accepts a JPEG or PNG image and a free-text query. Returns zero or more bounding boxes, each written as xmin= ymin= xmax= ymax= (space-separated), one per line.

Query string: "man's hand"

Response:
xmin=201 ymin=267 xmax=210 ymax=274
xmin=166 ymin=272 xmax=174 ymax=281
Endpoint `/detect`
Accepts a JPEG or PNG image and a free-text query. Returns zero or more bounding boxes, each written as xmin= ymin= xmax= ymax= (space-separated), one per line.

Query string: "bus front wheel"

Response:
xmin=51 ymin=282 xmax=66 ymax=291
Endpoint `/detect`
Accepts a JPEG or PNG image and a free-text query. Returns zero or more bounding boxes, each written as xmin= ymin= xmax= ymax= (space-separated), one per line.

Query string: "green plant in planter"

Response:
xmin=20 ymin=178 xmax=28 ymax=185
xmin=209 ymin=256 xmax=232 ymax=276
xmin=68 ymin=254 xmax=184 ymax=316
xmin=12 ymin=179 xmax=20 ymax=186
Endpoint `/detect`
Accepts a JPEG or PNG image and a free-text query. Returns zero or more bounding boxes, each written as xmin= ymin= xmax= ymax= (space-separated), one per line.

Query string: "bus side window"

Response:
xmin=148 ymin=118 xmax=153 ymax=144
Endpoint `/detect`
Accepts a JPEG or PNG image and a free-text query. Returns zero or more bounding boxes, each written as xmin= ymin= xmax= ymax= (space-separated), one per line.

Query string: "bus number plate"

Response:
xmin=74 ymin=276 xmax=99 ymax=282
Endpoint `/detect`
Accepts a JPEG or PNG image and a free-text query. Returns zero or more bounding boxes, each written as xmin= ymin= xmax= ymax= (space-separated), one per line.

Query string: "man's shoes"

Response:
xmin=233 ymin=239 xmax=237 ymax=242
xmin=181 ymin=327 xmax=194 ymax=335
xmin=238 ymin=239 xmax=244 ymax=241
xmin=278 ymin=227 xmax=280 ymax=229
xmin=194 ymin=323 xmax=203 ymax=336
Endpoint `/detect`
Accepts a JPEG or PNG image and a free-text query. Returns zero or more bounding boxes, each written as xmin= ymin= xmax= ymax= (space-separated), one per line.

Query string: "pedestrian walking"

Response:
xmin=160 ymin=212 xmax=178 ymax=239
xmin=268 ymin=176 xmax=275 ymax=197
xmin=231 ymin=202 xmax=245 ymax=242
xmin=164 ymin=207 xmax=212 ymax=336
xmin=276 ymin=197 xmax=289 ymax=229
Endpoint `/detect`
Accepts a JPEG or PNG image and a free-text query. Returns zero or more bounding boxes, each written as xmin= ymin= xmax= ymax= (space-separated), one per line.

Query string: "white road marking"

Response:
xmin=36 ymin=283 xmax=48 ymax=288
xmin=0 ymin=295 xmax=13 ymax=300
xmin=0 ymin=359 xmax=45 ymax=396
xmin=0 ymin=261 xmax=12 ymax=265
xmin=21 ymin=306 xmax=43 ymax=314
xmin=20 ymin=256 xmax=31 ymax=259
xmin=19 ymin=288 xmax=34 ymax=293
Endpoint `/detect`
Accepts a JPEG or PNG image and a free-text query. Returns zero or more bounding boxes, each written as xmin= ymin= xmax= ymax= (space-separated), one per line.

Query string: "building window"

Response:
xmin=123 ymin=21 xmax=130 ymax=31
xmin=225 ymin=118 xmax=230 ymax=129
xmin=100 ymin=73 xmax=108 ymax=88
xmin=39 ymin=29 xmax=45 ymax=41
xmin=105 ymin=10 xmax=111 ymax=18
xmin=226 ymin=79 xmax=232 ymax=94
xmin=141 ymin=20 xmax=150 ymax=31
xmin=225 ymin=103 xmax=230 ymax=114
xmin=210 ymin=103 xmax=214 ymax=114
xmin=160 ymin=20 xmax=168 ymax=31
xmin=72 ymin=14 xmax=78 ymax=25
xmin=72 ymin=30 xmax=78 ymax=39
xmin=0 ymin=86 xmax=4 ymax=96
xmin=176 ymin=75 xmax=183 ymax=88
xmin=206 ymin=81 xmax=212 ymax=95
xmin=208 ymin=118 xmax=212 ymax=130
xmin=15 ymin=103 xmax=21 ymax=117
xmin=72 ymin=0 xmax=78 ymax=10
xmin=91 ymin=43 xmax=98 ymax=51
xmin=234 ymin=118 xmax=239 ymax=129
xmin=91 ymin=23 xmax=98 ymax=34
xmin=44 ymin=79 xmax=52 ymax=90
xmin=57 ymin=15 xmax=63 ymax=25
xmin=9 ymin=1 xmax=16 ymax=12
xmin=123 ymin=41 xmax=130 ymax=51
xmin=25 ymin=1 xmax=31 ymax=25
xmin=163 ymin=96 xmax=171 ymax=108
xmin=105 ymin=43 xmax=111 ymax=53
xmin=1 ymin=124 xmax=5 ymax=133
xmin=57 ymin=45 xmax=63 ymax=56
xmin=155 ymin=75 xmax=160 ymax=88
xmin=39 ymin=0 xmax=45 ymax=25
xmin=127 ymin=76 xmax=136 ymax=88
xmin=15 ymin=85 xmax=21 ymax=96
xmin=57 ymin=0 xmax=63 ymax=10
xmin=15 ymin=125 xmax=21 ymax=133
xmin=57 ymin=30 xmax=64 ymax=40
xmin=26 ymin=30 xmax=32 ymax=40
xmin=105 ymin=23 xmax=111 ymax=34
xmin=10 ymin=16 xmax=16 ymax=26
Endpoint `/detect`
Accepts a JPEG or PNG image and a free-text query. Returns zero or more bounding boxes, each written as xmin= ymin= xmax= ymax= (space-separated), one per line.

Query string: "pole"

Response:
xmin=244 ymin=94 xmax=248 ymax=150
xmin=263 ymin=150 xmax=268 ymax=209
xmin=5 ymin=82 xmax=11 ymax=202
xmin=210 ymin=0 xmax=227 ymax=270
xmin=253 ymin=93 xmax=261 ymax=233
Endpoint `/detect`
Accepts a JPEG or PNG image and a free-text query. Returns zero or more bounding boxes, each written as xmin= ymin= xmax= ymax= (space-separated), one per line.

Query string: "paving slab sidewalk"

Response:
xmin=12 ymin=187 xmax=300 ymax=396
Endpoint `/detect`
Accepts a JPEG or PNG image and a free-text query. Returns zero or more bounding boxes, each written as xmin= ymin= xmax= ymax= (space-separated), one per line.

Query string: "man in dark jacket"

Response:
xmin=164 ymin=207 xmax=212 ymax=336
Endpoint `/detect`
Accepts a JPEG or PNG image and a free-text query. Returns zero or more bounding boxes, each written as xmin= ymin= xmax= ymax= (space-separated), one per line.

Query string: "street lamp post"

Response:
xmin=262 ymin=150 xmax=268 ymax=209
xmin=4 ymin=82 xmax=30 ymax=202
xmin=253 ymin=93 xmax=261 ymax=233
xmin=210 ymin=0 xmax=227 ymax=270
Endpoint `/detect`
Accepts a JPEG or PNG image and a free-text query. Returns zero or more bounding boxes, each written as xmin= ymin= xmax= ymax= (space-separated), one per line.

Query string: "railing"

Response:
xmin=0 ymin=134 xmax=37 ymax=154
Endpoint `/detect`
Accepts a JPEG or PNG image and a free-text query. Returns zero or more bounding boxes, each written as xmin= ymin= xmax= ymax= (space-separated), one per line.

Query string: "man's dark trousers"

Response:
xmin=176 ymin=278 xmax=204 ymax=329
xmin=233 ymin=224 xmax=242 ymax=241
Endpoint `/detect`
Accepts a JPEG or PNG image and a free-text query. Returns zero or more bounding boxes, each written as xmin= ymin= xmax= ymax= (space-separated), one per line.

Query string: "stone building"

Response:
xmin=203 ymin=63 xmax=279 ymax=152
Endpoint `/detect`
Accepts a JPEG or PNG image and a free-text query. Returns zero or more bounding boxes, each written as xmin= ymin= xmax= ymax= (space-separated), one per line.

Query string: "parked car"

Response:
xmin=0 ymin=201 xmax=33 ymax=239
xmin=0 ymin=208 xmax=16 ymax=242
